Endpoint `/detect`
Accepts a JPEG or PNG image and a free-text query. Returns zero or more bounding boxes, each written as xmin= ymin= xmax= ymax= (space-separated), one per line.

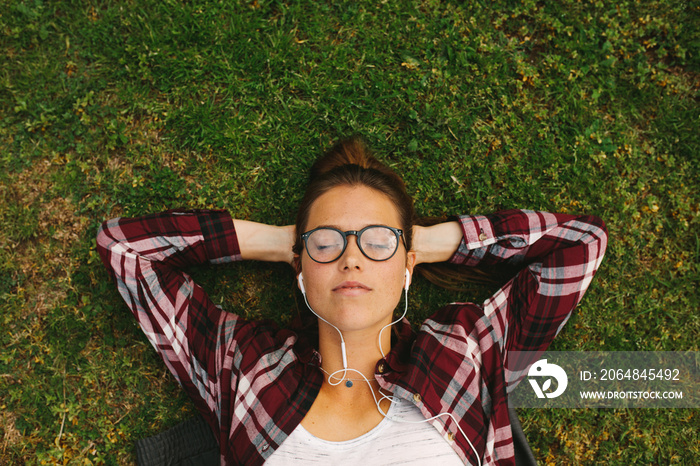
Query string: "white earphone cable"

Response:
xmin=299 ymin=273 xmax=481 ymax=466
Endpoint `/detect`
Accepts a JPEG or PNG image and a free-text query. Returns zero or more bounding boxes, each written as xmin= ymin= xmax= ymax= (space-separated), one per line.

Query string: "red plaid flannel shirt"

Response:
xmin=96 ymin=209 xmax=607 ymax=465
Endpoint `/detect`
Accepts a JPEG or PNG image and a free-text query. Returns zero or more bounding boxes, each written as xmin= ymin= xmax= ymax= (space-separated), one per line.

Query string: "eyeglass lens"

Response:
xmin=305 ymin=227 xmax=399 ymax=262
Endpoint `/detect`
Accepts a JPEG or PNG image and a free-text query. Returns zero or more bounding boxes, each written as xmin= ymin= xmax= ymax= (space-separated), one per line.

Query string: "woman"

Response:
xmin=96 ymin=137 xmax=607 ymax=465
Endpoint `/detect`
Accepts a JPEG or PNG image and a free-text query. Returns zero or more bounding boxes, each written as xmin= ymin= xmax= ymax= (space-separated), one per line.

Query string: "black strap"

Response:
xmin=508 ymin=408 xmax=538 ymax=466
xmin=135 ymin=414 xmax=219 ymax=466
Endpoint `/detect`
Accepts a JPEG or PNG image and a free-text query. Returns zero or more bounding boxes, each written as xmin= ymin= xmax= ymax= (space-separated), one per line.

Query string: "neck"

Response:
xmin=317 ymin=320 xmax=392 ymax=381
xmin=311 ymin=319 xmax=395 ymax=426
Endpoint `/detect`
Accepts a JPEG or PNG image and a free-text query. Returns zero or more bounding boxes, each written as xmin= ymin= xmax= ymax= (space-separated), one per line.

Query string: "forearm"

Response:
xmin=412 ymin=221 xmax=463 ymax=265
xmin=450 ymin=210 xmax=607 ymax=269
xmin=234 ymin=220 xmax=295 ymax=264
xmin=97 ymin=211 xmax=248 ymax=425
xmin=456 ymin=210 xmax=607 ymax=353
xmin=96 ymin=209 xmax=240 ymax=273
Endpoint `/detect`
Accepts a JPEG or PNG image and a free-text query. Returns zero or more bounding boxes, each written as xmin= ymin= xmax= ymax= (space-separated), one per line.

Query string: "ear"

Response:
xmin=297 ymin=273 xmax=306 ymax=294
xmin=404 ymin=251 xmax=416 ymax=288
xmin=294 ymin=254 xmax=305 ymax=294
xmin=292 ymin=254 xmax=301 ymax=275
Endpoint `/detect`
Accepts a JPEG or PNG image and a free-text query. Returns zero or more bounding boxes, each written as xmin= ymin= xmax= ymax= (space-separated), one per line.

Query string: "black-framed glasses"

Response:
xmin=301 ymin=225 xmax=405 ymax=263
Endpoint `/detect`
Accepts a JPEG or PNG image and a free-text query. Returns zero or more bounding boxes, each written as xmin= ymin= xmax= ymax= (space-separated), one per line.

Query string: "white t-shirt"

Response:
xmin=265 ymin=397 xmax=464 ymax=465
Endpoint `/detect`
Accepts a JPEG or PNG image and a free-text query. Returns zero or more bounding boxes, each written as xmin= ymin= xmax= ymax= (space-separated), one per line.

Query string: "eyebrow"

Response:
xmin=311 ymin=224 xmax=394 ymax=231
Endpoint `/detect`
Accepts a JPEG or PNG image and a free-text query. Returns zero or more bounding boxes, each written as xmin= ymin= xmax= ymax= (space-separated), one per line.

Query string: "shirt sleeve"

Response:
xmin=95 ymin=209 xmax=244 ymax=438
xmin=450 ymin=209 xmax=608 ymax=358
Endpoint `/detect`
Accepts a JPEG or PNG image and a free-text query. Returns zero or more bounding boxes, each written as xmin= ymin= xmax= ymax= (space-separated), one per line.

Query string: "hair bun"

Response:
xmin=310 ymin=136 xmax=385 ymax=179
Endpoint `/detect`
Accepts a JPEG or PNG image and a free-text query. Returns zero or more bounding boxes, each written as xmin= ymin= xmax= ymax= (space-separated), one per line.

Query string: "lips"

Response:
xmin=332 ymin=281 xmax=371 ymax=295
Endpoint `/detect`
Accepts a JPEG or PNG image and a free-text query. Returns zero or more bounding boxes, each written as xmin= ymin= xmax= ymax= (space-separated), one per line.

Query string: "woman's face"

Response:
xmin=299 ymin=185 xmax=416 ymax=335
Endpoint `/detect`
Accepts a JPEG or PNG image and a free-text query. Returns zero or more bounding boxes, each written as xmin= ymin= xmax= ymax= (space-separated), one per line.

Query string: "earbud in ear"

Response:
xmin=297 ymin=273 xmax=306 ymax=295
xmin=404 ymin=269 xmax=411 ymax=291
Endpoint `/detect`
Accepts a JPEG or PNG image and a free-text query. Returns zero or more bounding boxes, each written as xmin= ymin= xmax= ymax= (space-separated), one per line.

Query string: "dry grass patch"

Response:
xmin=2 ymin=159 xmax=89 ymax=316
xmin=1 ymin=411 xmax=22 ymax=454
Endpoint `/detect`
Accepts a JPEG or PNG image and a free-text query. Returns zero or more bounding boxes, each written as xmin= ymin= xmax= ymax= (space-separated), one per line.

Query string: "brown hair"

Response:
xmin=293 ymin=137 xmax=415 ymax=264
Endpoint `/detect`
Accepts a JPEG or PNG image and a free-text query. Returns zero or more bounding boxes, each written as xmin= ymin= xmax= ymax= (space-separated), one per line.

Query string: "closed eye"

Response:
xmin=315 ymin=243 xmax=340 ymax=250
xmin=365 ymin=242 xmax=391 ymax=249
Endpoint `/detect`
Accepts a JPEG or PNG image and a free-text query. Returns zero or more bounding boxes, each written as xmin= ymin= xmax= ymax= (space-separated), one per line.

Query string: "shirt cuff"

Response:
xmin=198 ymin=210 xmax=242 ymax=264
xmin=449 ymin=214 xmax=495 ymax=267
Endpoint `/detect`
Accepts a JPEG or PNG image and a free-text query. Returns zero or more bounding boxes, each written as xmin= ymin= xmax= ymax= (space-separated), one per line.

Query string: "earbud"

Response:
xmin=297 ymin=273 xmax=306 ymax=295
xmin=404 ymin=269 xmax=411 ymax=291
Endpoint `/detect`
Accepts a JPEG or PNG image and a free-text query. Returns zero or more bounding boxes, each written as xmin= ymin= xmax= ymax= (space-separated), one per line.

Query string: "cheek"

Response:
xmin=383 ymin=263 xmax=409 ymax=295
xmin=299 ymin=260 xmax=327 ymax=298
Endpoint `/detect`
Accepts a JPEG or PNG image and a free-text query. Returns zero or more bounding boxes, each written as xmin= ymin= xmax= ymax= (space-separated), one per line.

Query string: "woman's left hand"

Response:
xmin=411 ymin=221 xmax=462 ymax=265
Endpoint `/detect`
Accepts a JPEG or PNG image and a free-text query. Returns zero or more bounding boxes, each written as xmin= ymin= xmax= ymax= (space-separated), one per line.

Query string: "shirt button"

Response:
xmin=261 ymin=444 xmax=269 ymax=452
xmin=413 ymin=393 xmax=422 ymax=403
xmin=377 ymin=362 xmax=387 ymax=374
xmin=447 ymin=432 xmax=456 ymax=442
xmin=478 ymin=232 xmax=488 ymax=241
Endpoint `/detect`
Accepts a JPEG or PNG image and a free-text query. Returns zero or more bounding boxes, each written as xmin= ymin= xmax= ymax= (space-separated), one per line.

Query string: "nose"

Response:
xmin=338 ymin=234 xmax=363 ymax=270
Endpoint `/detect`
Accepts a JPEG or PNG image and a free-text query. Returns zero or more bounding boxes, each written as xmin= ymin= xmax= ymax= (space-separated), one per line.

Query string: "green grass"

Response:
xmin=1 ymin=0 xmax=698 ymax=463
